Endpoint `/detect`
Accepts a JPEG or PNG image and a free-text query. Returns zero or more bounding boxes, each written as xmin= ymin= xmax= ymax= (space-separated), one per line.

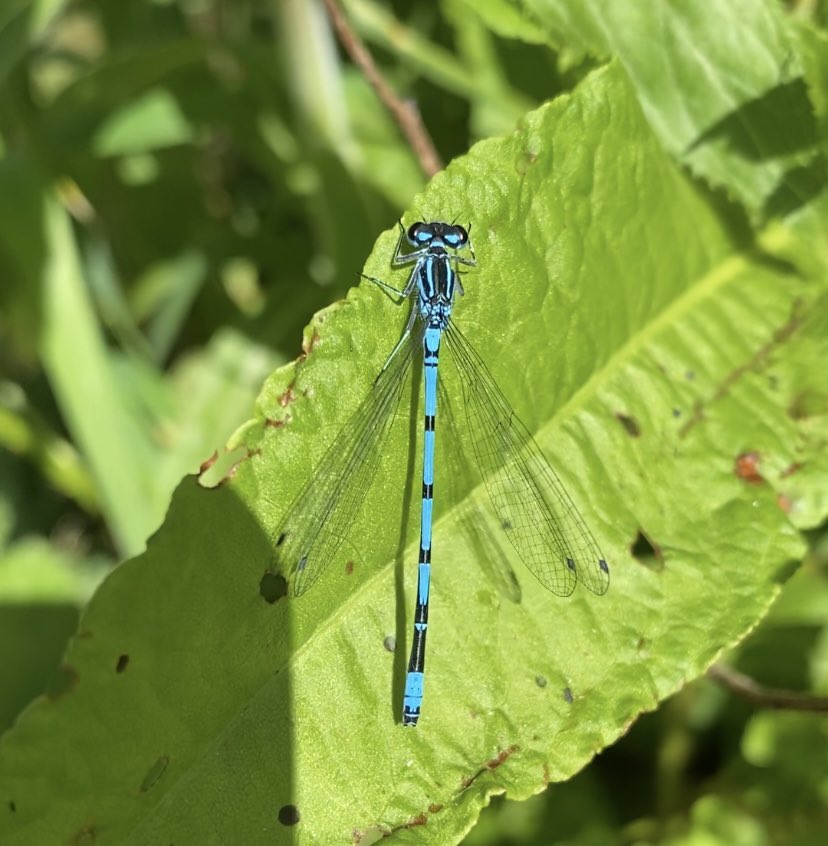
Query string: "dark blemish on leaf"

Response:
xmin=781 ymin=462 xmax=802 ymax=478
xmin=383 ymin=636 xmax=396 ymax=653
xmin=535 ymin=675 xmax=547 ymax=688
xmin=278 ymin=804 xmax=301 ymax=826
xmin=637 ymin=637 xmax=649 ymax=650
xmin=275 ymin=532 xmax=286 ymax=547
xmin=115 ymin=654 xmax=129 ymax=674
xmin=685 ymin=370 xmax=695 ymax=380
xmin=139 ymin=755 xmax=169 ymax=793
xmin=788 ymin=395 xmax=805 ymax=419
xmin=735 ymin=451 xmax=764 ymax=485
xmin=615 ymin=413 xmax=640 ymax=437
xmin=562 ymin=687 xmax=574 ymax=704
xmin=69 ymin=824 xmax=96 ymax=846
xmin=631 ymin=530 xmax=664 ymax=571
xmin=428 ymin=803 xmax=444 ymax=814
xmin=502 ymin=519 xmax=513 ymax=531
xmin=46 ymin=665 xmax=78 ymax=700
xmin=265 ymin=416 xmax=288 ymax=429
xmin=278 ymin=387 xmax=296 ymax=408
xmin=199 ymin=450 xmax=218 ymax=474
xmin=259 ymin=572 xmax=288 ymax=604
xmin=345 ymin=560 xmax=355 ymax=576
xmin=8 ymin=800 xmax=16 ymax=812
xmin=672 ymin=408 xmax=682 ymax=417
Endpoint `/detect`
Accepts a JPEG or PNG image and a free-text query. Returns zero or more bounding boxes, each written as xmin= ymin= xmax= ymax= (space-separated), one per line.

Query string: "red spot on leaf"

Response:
xmin=735 ymin=451 xmax=764 ymax=484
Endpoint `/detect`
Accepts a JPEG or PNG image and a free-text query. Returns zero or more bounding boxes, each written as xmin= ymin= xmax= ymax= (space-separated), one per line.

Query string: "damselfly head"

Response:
xmin=406 ymin=221 xmax=469 ymax=249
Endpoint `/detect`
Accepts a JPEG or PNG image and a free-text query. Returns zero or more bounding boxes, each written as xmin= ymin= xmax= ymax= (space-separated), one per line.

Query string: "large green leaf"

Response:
xmin=1 ymin=59 xmax=825 ymax=844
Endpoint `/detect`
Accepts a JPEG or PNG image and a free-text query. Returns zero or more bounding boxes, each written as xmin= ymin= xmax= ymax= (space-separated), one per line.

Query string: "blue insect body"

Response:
xmin=274 ymin=221 xmax=609 ymax=727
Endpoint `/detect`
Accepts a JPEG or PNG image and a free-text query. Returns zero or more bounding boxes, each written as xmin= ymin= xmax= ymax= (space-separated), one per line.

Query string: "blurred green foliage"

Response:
xmin=0 ymin=1 xmax=827 ymax=844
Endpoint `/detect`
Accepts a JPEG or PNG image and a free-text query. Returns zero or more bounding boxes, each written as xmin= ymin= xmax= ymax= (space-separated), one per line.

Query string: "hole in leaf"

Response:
xmin=631 ymin=530 xmax=664 ymax=571
xmin=259 ymin=572 xmax=288 ymax=604
xmin=278 ymin=804 xmax=301 ymax=826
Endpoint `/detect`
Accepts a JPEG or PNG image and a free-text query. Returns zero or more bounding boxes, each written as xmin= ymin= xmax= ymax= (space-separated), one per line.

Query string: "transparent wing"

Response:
xmin=273 ymin=327 xmax=419 ymax=595
xmin=438 ymin=380 xmax=523 ymax=604
xmin=443 ymin=321 xmax=610 ymax=597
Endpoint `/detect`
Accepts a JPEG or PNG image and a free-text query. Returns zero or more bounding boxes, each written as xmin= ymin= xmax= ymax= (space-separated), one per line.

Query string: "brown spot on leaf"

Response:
xmin=616 ymin=413 xmax=641 ymax=437
xmin=199 ymin=451 xmax=218 ymax=474
xmin=403 ymin=813 xmax=428 ymax=829
xmin=735 ymin=451 xmax=764 ymax=485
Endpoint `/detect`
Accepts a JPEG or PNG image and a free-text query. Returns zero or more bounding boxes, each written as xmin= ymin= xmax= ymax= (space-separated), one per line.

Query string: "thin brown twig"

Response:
xmin=322 ymin=0 xmax=443 ymax=178
xmin=707 ymin=664 xmax=828 ymax=713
